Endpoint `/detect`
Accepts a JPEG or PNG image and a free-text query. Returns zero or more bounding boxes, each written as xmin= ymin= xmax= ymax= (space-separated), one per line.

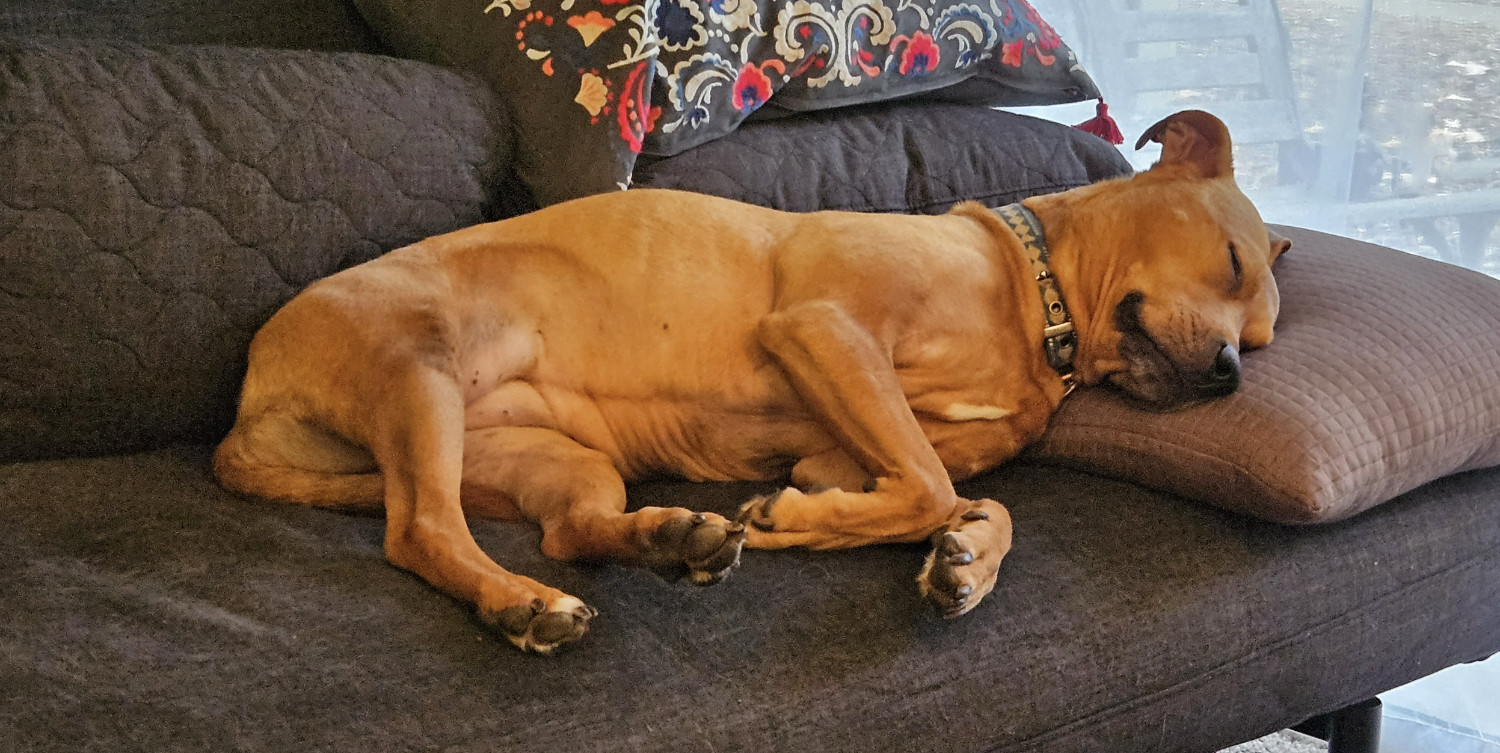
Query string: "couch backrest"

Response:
xmin=0 ymin=0 xmax=387 ymax=54
xmin=0 ymin=36 xmax=527 ymax=462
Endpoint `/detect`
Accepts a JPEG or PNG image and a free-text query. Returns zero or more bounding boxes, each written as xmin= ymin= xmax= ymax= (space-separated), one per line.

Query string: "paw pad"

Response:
xmin=646 ymin=512 xmax=747 ymax=585
xmin=487 ymin=596 xmax=597 ymax=654
xmin=924 ymin=531 xmax=980 ymax=617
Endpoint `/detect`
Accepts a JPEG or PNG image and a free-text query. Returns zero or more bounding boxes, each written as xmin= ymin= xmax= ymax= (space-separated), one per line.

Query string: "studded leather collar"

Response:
xmin=994 ymin=202 xmax=1078 ymax=396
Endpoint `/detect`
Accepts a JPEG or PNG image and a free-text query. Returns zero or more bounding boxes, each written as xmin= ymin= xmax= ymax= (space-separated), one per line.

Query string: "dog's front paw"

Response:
xmin=483 ymin=595 xmax=597 ymax=655
xmin=917 ymin=500 xmax=1013 ymax=618
xmin=644 ymin=511 xmax=747 ymax=585
xmin=737 ymin=489 xmax=785 ymax=533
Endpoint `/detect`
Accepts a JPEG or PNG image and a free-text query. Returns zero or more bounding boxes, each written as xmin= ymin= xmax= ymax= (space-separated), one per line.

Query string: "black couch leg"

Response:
xmin=1292 ymin=697 xmax=1382 ymax=753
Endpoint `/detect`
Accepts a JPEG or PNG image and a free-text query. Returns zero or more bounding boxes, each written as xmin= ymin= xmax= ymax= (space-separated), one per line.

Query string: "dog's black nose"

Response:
xmin=1197 ymin=343 xmax=1241 ymax=397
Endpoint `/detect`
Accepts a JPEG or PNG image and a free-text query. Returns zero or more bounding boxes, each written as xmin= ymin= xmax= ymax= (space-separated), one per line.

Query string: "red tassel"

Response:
xmin=1074 ymin=98 xmax=1124 ymax=145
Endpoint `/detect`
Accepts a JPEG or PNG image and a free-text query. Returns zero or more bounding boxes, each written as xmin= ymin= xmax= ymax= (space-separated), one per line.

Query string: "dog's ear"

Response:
xmin=1267 ymin=226 xmax=1292 ymax=263
xmin=1135 ymin=110 xmax=1234 ymax=179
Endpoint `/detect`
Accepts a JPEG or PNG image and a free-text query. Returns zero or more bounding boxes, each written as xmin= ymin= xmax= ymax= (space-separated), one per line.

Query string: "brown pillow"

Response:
xmin=1025 ymin=226 xmax=1500 ymax=524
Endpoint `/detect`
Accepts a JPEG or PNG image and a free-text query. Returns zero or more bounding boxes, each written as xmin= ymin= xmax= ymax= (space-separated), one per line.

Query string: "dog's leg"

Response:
xmin=375 ymin=367 xmax=595 ymax=654
xmin=741 ymin=301 xmax=1013 ymax=615
xmin=463 ymin=426 xmax=747 ymax=585
xmin=741 ymin=300 xmax=969 ymax=542
xmin=213 ymin=414 xmax=384 ymax=510
xmin=790 ymin=449 xmax=870 ymax=493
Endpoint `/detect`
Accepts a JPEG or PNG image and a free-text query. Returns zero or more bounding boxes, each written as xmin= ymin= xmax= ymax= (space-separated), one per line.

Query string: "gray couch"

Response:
xmin=3 ymin=3 xmax=1497 ymax=752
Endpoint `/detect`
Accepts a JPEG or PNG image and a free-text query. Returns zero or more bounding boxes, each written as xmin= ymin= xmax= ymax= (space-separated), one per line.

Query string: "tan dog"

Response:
xmin=215 ymin=110 xmax=1288 ymax=653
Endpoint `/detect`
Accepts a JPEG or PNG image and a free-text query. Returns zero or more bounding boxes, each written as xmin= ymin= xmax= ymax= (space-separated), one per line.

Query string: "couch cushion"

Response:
xmin=0 ymin=0 xmax=387 ymax=53
xmin=0 ymin=36 xmax=523 ymax=462
xmin=635 ymin=104 xmax=1133 ymax=213
xmin=3 ymin=446 xmax=1498 ymax=753
xmin=1028 ymin=227 xmax=1500 ymax=523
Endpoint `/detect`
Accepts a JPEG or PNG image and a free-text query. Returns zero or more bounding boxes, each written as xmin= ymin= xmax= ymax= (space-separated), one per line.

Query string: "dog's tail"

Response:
xmin=213 ymin=421 xmax=385 ymax=512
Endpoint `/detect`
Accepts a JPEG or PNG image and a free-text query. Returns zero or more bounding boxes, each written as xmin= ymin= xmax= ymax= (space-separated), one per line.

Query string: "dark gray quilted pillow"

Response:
xmin=633 ymin=104 xmax=1133 ymax=214
xmin=0 ymin=37 xmax=522 ymax=461
xmin=0 ymin=0 xmax=386 ymax=53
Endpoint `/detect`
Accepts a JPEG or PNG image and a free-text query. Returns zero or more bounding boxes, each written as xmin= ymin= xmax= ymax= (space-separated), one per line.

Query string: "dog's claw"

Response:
xmin=737 ymin=490 xmax=783 ymax=532
xmin=645 ymin=511 xmax=746 ymax=585
xmin=485 ymin=595 xmax=595 ymax=654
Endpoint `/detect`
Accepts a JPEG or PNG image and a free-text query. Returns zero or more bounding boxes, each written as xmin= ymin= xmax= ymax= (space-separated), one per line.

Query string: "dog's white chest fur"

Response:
xmin=939 ymin=403 xmax=1016 ymax=422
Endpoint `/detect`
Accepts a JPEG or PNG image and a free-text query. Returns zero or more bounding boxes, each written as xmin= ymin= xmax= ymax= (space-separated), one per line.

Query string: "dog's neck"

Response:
xmin=1018 ymin=184 xmax=1137 ymax=388
xmin=994 ymin=203 xmax=1077 ymax=395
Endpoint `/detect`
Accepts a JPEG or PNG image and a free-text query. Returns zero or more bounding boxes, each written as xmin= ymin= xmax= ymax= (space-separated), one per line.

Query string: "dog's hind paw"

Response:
xmin=644 ymin=512 xmax=747 ymax=585
xmin=916 ymin=500 xmax=1013 ymax=618
xmin=484 ymin=595 xmax=597 ymax=655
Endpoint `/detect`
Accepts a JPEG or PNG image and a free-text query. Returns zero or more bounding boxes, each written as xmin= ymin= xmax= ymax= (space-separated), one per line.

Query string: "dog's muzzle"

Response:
xmin=1110 ymin=292 xmax=1241 ymax=409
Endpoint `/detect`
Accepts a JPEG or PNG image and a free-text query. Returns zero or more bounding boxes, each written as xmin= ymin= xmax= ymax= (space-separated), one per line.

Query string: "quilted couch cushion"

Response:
xmin=634 ymin=104 xmax=1133 ymax=213
xmin=1029 ymin=227 xmax=1500 ymax=523
xmin=0 ymin=36 xmax=523 ymax=462
xmin=0 ymin=0 xmax=387 ymax=53
xmin=5 ymin=446 xmax=1500 ymax=753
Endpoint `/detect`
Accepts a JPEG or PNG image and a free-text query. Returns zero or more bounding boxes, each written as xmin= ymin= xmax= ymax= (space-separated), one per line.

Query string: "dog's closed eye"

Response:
xmin=1228 ymin=242 xmax=1242 ymax=289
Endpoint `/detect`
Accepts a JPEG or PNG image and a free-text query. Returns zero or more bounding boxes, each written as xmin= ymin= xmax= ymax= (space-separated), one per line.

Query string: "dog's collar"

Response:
xmin=994 ymin=202 xmax=1078 ymax=396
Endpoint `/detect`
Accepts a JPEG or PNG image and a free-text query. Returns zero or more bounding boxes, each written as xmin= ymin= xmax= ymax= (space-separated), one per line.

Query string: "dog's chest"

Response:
xmin=895 ymin=324 xmax=1031 ymax=407
xmin=895 ymin=328 xmax=1054 ymax=475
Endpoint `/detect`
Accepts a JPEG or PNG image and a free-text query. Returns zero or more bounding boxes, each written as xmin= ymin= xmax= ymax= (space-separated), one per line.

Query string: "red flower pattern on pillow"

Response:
xmin=892 ymin=30 xmax=941 ymax=75
xmin=731 ymin=61 xmax=780 ymax=112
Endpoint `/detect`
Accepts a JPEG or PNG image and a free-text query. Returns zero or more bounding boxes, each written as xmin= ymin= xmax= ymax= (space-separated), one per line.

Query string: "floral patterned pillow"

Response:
xmin=353 ymin=0 xmax=1101 ymax=206
xmin=654 ymin=0 xmax=1100 ymax=153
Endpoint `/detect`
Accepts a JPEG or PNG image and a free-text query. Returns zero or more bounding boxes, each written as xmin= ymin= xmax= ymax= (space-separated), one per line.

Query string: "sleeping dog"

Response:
xmin=215 ymin=110 xmax=1288 ymax=653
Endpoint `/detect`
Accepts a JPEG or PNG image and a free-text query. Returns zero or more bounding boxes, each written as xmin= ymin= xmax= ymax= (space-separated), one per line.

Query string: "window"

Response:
xmin=1027 ymin=0 xmax=1500 ymax=279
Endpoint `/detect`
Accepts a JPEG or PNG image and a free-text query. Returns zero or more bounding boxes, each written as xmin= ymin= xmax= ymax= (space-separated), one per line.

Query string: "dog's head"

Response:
xmin=1051 ymin=110 xmax=1291 ymax=409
